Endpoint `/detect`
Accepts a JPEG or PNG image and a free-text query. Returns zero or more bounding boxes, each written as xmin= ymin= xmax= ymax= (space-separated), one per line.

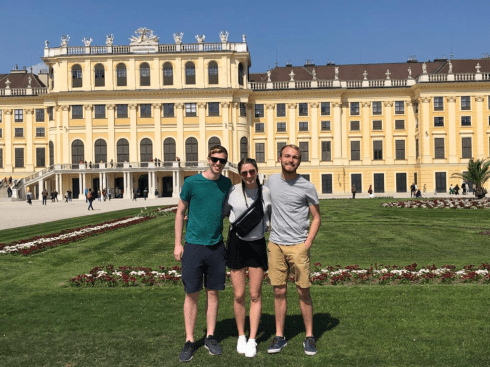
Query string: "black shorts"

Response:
xmin=226 ymin=232 xmax=268 ymax=271
xmin=181 ymin=241 xmax=226 ymax=294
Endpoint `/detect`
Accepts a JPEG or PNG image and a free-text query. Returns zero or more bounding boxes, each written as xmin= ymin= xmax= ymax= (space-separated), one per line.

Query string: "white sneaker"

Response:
xmin=245 ymin=339 xmax=257 ymax=358
xmin=237 ymin=336 xmax=247 ymax=354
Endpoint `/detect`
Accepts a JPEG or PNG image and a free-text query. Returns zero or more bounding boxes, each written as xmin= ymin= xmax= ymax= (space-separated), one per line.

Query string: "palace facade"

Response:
xmin=1 ymin=28 xmax=489 ymax=199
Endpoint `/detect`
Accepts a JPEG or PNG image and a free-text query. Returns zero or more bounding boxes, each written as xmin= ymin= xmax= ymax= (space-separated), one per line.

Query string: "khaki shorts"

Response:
xmin=267 ymin=241 xmax=311 ymax=288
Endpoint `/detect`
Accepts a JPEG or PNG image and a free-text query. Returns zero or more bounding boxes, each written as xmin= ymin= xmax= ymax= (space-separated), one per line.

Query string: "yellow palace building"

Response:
xmin=1 ymin=27 xmax=489 ymax=200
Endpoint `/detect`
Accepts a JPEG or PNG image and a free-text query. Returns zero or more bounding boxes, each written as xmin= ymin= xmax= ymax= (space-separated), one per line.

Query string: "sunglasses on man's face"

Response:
xmin=240 ymin=169 xmax=256 ymax=177
xmin=209 ymin=157 xmax=227 ymax=164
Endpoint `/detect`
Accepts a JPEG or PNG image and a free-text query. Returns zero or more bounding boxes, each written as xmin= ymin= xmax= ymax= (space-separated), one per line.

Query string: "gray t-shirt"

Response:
xmin=265 ymin=173 xmax=319 ymax=245
xmin=223 ymin=184 xmax=271 ymax=241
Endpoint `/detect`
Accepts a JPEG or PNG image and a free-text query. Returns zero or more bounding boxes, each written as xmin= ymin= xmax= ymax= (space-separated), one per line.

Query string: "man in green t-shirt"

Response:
xmin=174 ymin=145 xmax=232 ymax=362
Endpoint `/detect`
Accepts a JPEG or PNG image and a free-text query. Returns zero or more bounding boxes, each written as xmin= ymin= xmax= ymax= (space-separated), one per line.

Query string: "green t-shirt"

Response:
xmin=180 ymin=173 xmax=232 ymax=246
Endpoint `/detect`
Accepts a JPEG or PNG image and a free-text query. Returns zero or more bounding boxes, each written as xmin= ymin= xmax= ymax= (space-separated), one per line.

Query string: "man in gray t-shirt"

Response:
xmin=264 ymin=145 xmax=321 ymax=356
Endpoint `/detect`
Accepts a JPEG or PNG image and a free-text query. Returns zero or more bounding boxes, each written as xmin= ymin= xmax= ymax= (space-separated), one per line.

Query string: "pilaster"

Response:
xmin=4 ymin=110 xmax=12 ymax=171
xmin=310 ymin=102 xmax=319 ymax=165
xmin=153 ymin=103 xmax=162 ymax=160
xmin=447 ymin=96 xmax=457 ymax=163
xmin=61 ymin=106 xmax=70 ymax=164
xmin=332 ymin=102 xmax=342 ymax=164
xmin=198 ymin=102 xmax=207 ymax=160
xmin=362 ymin=102 xmax=370 ymax=164
xmin=420 ymin=97 xmax=432 ymax=164
xmin=475 ymin=96 xmax=485 ymax=158
xmin=84 ymin=105 xmax=93 ymax=162
xmin=25 ymin=109 xmax=34 ymax=170
xmin=288 ymin=103 xmax=296 ymax=145
xmin=107 ymin=104 xmax=115 ymax=162
xmin=384 ymin=101 xmax=394 ymax=164
xmin=406 ymin=101 xmax=417 ymax=164
xmin=221 ymin=102 xmax=230 ymax=156
xmin=266 ymin=103 xmax=275 ymax=165
xmin=176 ymin=103 xmax=185 ymax=161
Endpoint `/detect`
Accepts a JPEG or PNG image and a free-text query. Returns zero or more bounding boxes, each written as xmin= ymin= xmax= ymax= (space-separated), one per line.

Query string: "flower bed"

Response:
xmin=70 ymin=263 xmax=490 ymax=287
xmin=382 ymin=198 xmax=490 ymax=209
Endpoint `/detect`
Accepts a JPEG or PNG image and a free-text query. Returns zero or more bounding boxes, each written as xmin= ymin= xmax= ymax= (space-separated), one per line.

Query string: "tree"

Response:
xmin=451 ymin=158 xmax=490 ymax=198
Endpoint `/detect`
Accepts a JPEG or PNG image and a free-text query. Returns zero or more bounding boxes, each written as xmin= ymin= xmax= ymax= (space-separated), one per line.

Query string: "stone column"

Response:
xmin=362 ymin=102 xmax=371 ymax=164
xmin=475 ymin=96 xmax=485 ymax=158
xmin=25 ymin=109 xmax=34 ymax=171
xmin=55 ymin=174 xmax=59 ymax=193
xmin=153 ymin=103 xmax=162 ymax=161
xmin=176 ymin=103 xmax=185 ymax=161
xmin=107 ymin=104 xmax=115 ymax=162
xmin=384 ymin=101 xmax=394 ymax=164
xmin=173 ymin=170 xmax=181 ymax=198
xmin=332 ymin=102 xmax=342 ymax=164
xmin=198 ymin=102 xmax=207 ymax=161
xmin=79 ymin=173 xmax=83 ymax=199
xmin=406 ymin=101 xmax=417 ymax=164
xmin=420 ymin=97 xmax=432 ymax=164
xmin=288 ymin=103 xmax=297 ymax=145
xmin=129 ymin=104 xmax=138 ymax=163
xmin=38 ymin=179 xmax=44 ymax=201
xmin=4 ymin=110 xmax=12 ymax=171
xmin=310 ymin=102 xmax=319 ymax=165
xmin=84 ymin=105 xmax=93 ymax=162
xmin=266 ymin=103 xmax=275 ymax=165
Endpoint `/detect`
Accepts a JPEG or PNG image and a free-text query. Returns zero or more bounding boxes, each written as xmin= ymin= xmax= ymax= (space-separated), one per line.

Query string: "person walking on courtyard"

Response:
xmin=143 ymin=188 xmax=148 ymax=200
xmin=108 ymin=189 xmax=112 ymax=201
xmin=264 ymin=145 xmax=321 ymax=356
xmin=368 ymin=184 xmax=373 ymax=198
xmin=87 ymin=189 xmax=94 ymax=210
xmin=174 ymin=145 xmax=232 ymax=363
xmin=462 ymin=182 xmax=467 ymax=195
xmin=410 ymin=183 xmax=416 ymax=198
xmin=223 ymin=158 xmax=271 ymax=358
xmin=42 ymin=188 xmax=48 ymax=205
xmin=351 ymin=185 xmax=356 ymax=199
xmin=26 ymin=187 xmax=32 ymax=205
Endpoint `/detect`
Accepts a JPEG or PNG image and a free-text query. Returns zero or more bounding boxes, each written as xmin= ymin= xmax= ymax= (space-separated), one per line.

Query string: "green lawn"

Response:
xmin=1 ymin=199 xmax=490 ymax=367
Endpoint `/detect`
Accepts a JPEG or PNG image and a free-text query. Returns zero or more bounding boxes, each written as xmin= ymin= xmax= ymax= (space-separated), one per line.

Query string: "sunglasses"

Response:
xmin=241 ymin=169 xmax=257 ymax=177
xmin=209 ymin=157 xmax=228 ymax=164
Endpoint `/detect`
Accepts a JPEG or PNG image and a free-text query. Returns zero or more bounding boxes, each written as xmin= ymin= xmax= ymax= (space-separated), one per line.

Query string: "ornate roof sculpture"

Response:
xmin=129 ymin=27 xmax=159 ymax=45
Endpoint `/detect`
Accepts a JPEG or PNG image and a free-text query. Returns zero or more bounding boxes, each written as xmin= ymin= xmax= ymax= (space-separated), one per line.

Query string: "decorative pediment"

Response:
xmin=129 ymin=28 xmax=159 ymax=45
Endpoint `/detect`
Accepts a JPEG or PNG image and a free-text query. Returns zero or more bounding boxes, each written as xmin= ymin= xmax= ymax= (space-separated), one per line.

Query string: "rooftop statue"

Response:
xmin=60 ymin=35 xmax=70 ymax=47
xmin=173 ymin=32 xmax=184 ymax=44
xmin=219 ymin=31 xmax=229 ymax=42
xmin=129 ymin=27 xmax=159 ymax=45
xmin=105 ymin=34 xmax=114 ymax=46
xmin=448 ymin=60 xmax=453 ymax=74
xmin=195 ymin=34 xmax=205 ymax=43
xmin=408 ymin=66 xmax=412 ymax=78
xmin=82 ymin=37 xmax=93 ymax=47
xmin=422 ymin=62 xmax=427 ymax=74
xmin=334 ymin=67 xmax=339 ymax=80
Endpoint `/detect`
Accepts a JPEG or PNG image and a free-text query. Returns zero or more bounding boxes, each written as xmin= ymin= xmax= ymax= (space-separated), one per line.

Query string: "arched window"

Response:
xmin=94 ymin=64 xmax=105 ymax=87
xmin=208 ymin=61 xmax=218 ymax=84
xmin=240 ymin=136 xmax=248 ymax=160
xmin=185 ymin=137 xmax=198 ymax=164
xmin=71 ymin=139 xmax=84 ymax=164
xmin=185 ymin=62 xmax=195 ymax=85
xmin=94 ymin=139 xmax=107 ymax=163
xmin=116 ymin=63 xmax=127 ymax=86
xmin=238 ymin=63 xmax=244 ymax=86
xmin=140 ymin=62 xmax=150 ymax=86
xmin=163 ymin=62 xmax=173 ymax=85
xmin=208 ymin=137 xmax=221 ymax=151
xmin=72 ymin=64 xmax=82 ymax=88
xmin=49 ymin=141 xmax=54 ymax=166
xmin=140 ymin=138 xmax=153 ymax=162
xmin=163 ymin=137 xmax=176 ymax=163
xmin=117 ymin=138 xmax=129 ymax=163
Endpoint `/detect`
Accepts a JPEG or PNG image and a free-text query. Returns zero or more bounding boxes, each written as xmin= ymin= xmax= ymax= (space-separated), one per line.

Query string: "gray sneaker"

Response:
xmin=267 ymin=336 xmax=287 ymax=354
xmin=303 ymin=336 xmax=317 ymax=356
xmin=179 ymin=341 xmax=196 ymax=362
xmin=204 ymin=335 xmax=222 ymax=355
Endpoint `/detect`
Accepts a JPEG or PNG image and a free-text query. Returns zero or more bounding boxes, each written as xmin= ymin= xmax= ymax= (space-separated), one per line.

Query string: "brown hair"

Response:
xmin=208 ymin=145 xmax=228 ymax=158
xmin=279 ymin=144 xmax=301 ymax=160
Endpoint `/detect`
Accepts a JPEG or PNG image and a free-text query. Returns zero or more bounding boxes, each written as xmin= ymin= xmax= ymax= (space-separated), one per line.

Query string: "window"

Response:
xmin=35 ymin=127 xmax=45 ymax=137
xmin=208 ymin=102 xmax=219 ymax=117
xmin=15 ymin=109 xmax=23 ymax=122
xmin=15 ymin=148 xmax=24 ymax=168
xmin=395 ymin=140 xmax=405 ymax=160
xmin=277 ymin=122 xmax=286 ymax=132
xmin=163 ymin=62 xmax=173 ymax=85
xmin=396 ymin=173 xmax=407 ymax=193
xmin=117 ymin=139 xmax=129 ymax=163
xmin=350 ymin=121 xmax=360 ymax=131
xmin=350 ymin=102 xmax=359 ymax=115
xmin=434 ymin=116 xmax=444 ymax=127
xmin=208 ymin=137 xmax=221 ymax=151
xmin=14 ymin=128 xmax=23 ymax=137
xmin=140 ymin=62 xmax=150 ymax=86
xmin=72 ymin=105 xmax=83 ymax=119
xmin=94 ymin=64 xmax=105 ymax=87
xmin=416 ymin=139 xmax=419 ymax=158
xmin=0 ymin=148 xmax=3 ymax=168
xmin=255 ymin=123 xmax=264 ymax=132
xmin=36 ymin=109 xmax=45 ymax=122
xmin=462 ymin=137 xmax=472 ymax=158
xmin=116 ymin=104 xmax=128 ymax=118
xmin=461 ymin=116 xmax=471 ymax=126
xmin=434 ymin=97 xmax=444 ymax=111
xmin=395 ymin=101 xmax=405 ymax=114
xmin=351 ymin=141 xmax=360 ymax=160
xmin=140 ymin=138 xmax=153 ymax=162
xmin=321 ymin=121 xmax=331 ymax=131
xmin=395 ymin=120 xmax=405 ymax=129
xmin=299 ymin=121 xmax=308 ymax=131
xmin=374 ymin=173 xmax=385 ymax=193
xmin=277 ymin=103 xmax=286 ymax=117
xmin=185 ymin=103 xmax=196 ymax=117
xmin=238 ymin=63 xmax=244 ymax=86
xmin=298 ymin=103 xmax=308 ymax=116
xmin=434 ymin=138 xmax=445 ymax=159
xmin=72 ymin=64 xmax=82 ymax=88
xmin=240 ymin=137 xmax=248 ymax=160
xmin=49 ymin=141 xmax=54 ymax=166
xmin=321 ymin=141 xmax=331 ymax=161
xmin=351 ymin=173 xmax=362 ymax=193
xmin=435 ymin=172 xmax=446 ymax=193
xmin=255 ymin=143 xmax=265 ymax=162
xmin=164 ymin=137 xmax=176 ymax=162
xmin=185 ymin=62 xmax=196 ymax=84
xmin=48 ymin=107 xmax=53 ymax=121
xmin=321 ymin=102 xmax=330 ymax=115
xmin=372 ymin=120 xmax=382 ymax=130
xmin=240 ymin=103 xmax=247 ymax=117
xmin=277 ymin=142 xmax=286 ymax=159
xmin=254 ymin=104 xmax=264 ymax=118
xmin=299 ymin=142 xmax=309 ymax=161
xmin=322 ymin=174 xmax=333 ymax=194
xmin=461 ymin=96 xmax=471 ymax=110
xmin=163 ymin=103 xmax=174 ymax=117
xmin=71 ymin=139 xmax=84 ymax=164
xmin=301 ymin=174 xmax=310 ymax=181
xmin=36 ymin=147 xmax=45 ymax=167
xmin=94 ymin=105 xmax=106 ymax=119
xmin=372 ymin=102 xmax=382 ymax=115
xmin=140 ymin=104 xmax=151 ymax=118
xmin=116 ymin=63 xmax=127 ymax=86
xmin=208 ymin=61 xmax=218 ymax=84
xmin=0 ymin=128 xmax=2 ymax=137
xmin=373 ymin=140 xmax=383 ymax=160
xmin=94 ymin=139 xmax=107 ymax=163
xmin=0 ymin=110 xmax=2 ymax=122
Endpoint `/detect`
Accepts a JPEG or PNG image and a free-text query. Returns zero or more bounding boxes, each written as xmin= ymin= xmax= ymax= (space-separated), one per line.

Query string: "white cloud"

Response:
xmin=29 ymin=62 xmax=48 ymax=74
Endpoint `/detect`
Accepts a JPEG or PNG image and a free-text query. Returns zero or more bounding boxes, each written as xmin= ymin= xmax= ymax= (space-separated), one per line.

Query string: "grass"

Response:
xmin=1 ymin=198 xmax=490 ymax=366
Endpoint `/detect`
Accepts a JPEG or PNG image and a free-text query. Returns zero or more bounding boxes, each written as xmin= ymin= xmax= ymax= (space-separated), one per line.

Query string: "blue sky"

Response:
xmin=1 ymin=0 xmax=490 ymax=74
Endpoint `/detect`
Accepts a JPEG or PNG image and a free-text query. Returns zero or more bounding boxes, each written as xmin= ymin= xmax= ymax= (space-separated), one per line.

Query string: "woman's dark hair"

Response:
xmin=238 ymin=158 xmax=261 ymax=201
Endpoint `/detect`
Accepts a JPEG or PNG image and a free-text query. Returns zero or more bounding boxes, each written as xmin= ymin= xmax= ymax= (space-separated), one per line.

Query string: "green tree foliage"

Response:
xmin=452 ymin=158 xmax=490 ymax=198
